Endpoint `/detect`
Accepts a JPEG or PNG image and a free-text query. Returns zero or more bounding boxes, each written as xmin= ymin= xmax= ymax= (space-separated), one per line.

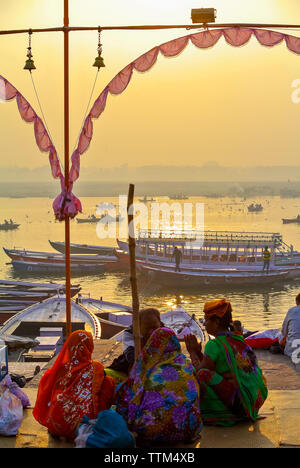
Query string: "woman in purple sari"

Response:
xmin=115 ymin=327 xmax=202 ymax=444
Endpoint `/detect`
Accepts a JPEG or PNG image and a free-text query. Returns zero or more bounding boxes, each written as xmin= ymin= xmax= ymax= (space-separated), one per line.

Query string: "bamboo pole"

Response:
xmin=127 ymin=184 xmax=141 ymax=360
xmin=64 ymin=0 xmax=72 ymax=338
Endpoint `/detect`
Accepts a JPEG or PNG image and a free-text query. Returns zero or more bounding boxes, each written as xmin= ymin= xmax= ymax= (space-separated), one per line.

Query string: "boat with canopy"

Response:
xmin=116 ymin=229 xmax=300 ymax=284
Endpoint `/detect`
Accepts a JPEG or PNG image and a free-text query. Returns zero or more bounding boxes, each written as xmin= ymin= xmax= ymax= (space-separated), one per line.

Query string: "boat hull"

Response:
xmin=11 ymin=260 xmax=106 ymax=275
xmin=0 ymin=224 xmax=20 ymax=231
xmin=3 ymin=248 xmax=126 ymax=272
xmin=49 ymin=240 xmax=116 ymax=256
xmin=140 ymin=264 xmax=290 ymax=287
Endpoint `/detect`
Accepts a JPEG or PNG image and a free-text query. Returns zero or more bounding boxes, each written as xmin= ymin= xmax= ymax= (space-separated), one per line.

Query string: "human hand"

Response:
xmin=184 ymin=334 xmax=203 ymax=360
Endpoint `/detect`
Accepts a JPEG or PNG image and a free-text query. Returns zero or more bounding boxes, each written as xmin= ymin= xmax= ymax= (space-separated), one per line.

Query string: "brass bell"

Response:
xmin=93 ymin=55 xmax=105 ymax=69
xmin=24 ymin=57 xmax=36 ymax=71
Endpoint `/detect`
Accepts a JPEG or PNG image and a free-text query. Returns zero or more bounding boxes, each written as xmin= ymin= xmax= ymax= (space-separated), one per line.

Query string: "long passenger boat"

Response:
xmin=49 ymin=240 xmax=116 ymax=256
xmin=116 ymin=229 xmax=300 ymax=285
xmin=3 ymin=247 xmax=125 ymax=272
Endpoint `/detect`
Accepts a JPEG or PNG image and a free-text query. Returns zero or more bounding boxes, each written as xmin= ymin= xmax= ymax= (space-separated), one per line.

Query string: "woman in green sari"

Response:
xmin=185 ymin=299 xmax=268 ymax=426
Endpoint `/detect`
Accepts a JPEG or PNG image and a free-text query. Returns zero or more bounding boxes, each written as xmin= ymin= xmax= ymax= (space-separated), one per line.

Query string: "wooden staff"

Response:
xmin=127 ymin=184 xmax=141 ymax=360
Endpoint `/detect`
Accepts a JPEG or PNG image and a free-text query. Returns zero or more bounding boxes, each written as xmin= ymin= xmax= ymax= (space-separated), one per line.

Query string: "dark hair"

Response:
xmin=296 ymin=294 xmax=300 ymax=305
xmin=210 ymin=308 xmax=234 ymax=331
xmin=139 ymin=308 xmax=161 ymax=323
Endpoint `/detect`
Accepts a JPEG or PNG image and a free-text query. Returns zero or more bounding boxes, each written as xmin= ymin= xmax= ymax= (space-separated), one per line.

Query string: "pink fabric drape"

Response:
xmin=69 ymin=28 xmax=300 ymax=188
xmin=2 ymin=28 xmax=300 ymax=219
xmin=0 ymin=75 xmax=81 ymax=220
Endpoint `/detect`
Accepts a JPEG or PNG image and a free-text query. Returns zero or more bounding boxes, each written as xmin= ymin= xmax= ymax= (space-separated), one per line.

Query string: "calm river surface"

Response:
xmin=1 ymin=195 xmax=300 ymax=331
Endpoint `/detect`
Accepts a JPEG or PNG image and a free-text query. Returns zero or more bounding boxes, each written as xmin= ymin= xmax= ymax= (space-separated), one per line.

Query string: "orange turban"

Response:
xmin=203 ymin=299 xmax=232 ymax=318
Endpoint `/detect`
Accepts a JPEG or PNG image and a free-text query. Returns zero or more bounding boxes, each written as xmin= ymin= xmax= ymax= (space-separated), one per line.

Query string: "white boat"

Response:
xmin=80 ymin=296 xmax=205 ymax=341
xmin=116 ymin=229 xmax=300 ymax=283
xmin=49 ymin=240 xmax=116 ymax=256
xmin=0 ymin=296 xmax=101 ymax=339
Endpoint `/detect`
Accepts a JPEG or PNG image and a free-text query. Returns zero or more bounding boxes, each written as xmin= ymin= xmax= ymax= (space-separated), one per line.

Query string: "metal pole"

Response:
xmin=2 ymin=23 xmax=300 ymax=35
xmin=64 ymin=0 xmax=72 ymax=338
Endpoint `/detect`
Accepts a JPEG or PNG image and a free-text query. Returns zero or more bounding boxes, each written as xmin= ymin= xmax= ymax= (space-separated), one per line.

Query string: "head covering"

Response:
xmin=33 ymin=330 xmax=115 ymax=438
xmin=116 ymin=327 xmax=202 ymax=443
xmin=204 ymin=299 xmax=232 ymax=319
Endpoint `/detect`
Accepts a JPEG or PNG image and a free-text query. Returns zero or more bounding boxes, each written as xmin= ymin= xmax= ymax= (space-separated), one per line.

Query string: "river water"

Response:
xmin=1 ymin=195 xmax=300 ymax=332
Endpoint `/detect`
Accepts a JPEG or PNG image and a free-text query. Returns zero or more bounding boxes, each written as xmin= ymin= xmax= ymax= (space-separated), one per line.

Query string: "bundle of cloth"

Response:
xmin=245 ymin=329 xmax=282 ymax=349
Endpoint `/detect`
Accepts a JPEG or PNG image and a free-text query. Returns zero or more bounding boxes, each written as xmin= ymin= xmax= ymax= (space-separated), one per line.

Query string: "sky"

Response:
xmin=1 ymin=0 xmax=300 ymax=173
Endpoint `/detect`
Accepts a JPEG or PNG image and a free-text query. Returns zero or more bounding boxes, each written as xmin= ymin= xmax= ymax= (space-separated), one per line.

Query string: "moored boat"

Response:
xmin=3 ymin=247 xmax=124 ymax=272
xmin=282 ymin=216 xmax=300 ymax=224
xmin=80 ymin=296 xmax=205 ymax=341
xmin=49 ymin=240 xmax=116 ymax=255
xmin=0 ymin=279 xmax=81 ymax=296
xmin=10 ymin=260 xmax=106 ymax=275
xmin=0 ymin=296 xmax=101 ymax=340
xmin=140 ymin=263 xmax=290 ymax=287
xmin=116 ymin=229 xmax=300 ymax=282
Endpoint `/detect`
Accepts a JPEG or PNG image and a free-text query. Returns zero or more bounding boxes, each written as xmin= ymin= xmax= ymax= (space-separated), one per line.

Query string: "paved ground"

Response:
xmin=1 ymin=339 xmax=300 ymax=448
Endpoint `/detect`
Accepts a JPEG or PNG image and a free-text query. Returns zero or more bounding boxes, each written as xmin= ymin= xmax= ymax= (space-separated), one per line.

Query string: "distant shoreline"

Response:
xmin=1 ymin=181 xmax=300 ymax=199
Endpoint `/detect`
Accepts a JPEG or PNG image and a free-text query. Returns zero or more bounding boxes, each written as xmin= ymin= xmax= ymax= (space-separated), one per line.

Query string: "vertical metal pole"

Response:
xmin=64 ymin=0 xmax=72 ymax=337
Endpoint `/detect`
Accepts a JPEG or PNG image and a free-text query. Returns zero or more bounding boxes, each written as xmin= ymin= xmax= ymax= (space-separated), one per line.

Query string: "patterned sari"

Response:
xmin=197 ymin=332 xmax=268 ymax=426
xmin=116 ymin=327 xmax=202 ymax=444
xmin=33 ymin=330 xmax=115 ymax=439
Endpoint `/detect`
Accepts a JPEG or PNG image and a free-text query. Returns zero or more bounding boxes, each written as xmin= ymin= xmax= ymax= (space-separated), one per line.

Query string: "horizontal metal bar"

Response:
xmin=1 ymin=23 xmax=300 ymax=36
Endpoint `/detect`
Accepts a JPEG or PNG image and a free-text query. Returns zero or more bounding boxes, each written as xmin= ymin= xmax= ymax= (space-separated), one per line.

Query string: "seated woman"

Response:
xmin=106 ymin=308 xmax=164 ymax=382
xmin=33 ymin=330 xmax=116 ymax=439
xmin=185 ymin=299 xmax=268 ymax=427
xmin=116 ymin=327 xmax=202 ymax=445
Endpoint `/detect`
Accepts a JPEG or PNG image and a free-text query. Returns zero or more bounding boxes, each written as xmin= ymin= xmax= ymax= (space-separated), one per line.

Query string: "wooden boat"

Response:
xmin=0 ymin=280 xmax=81 ymax=322
xmin=282 ymin=216 xmax=300 ymax=224
xmin=138 ymin=196 xmax=155 ymax=203
xmin=49 ymin=240 xmax=116 ymax=256
xmin=3 ymin=247 xmax=122 ymax=271
xmin=79 ymin=296 xmax=205 ymax=341
xmin=10 ymin=260 xmax=106 ymax=275
xmin=116 ymin=229 xmax=300 ymax=282
xmin=0 ymin=296 xmax=101 ymax=340
xmin=0 ymin=279 xmax=81 ymax=296
xmin=77 ymin=214 xmax=123 ymax=223
xmin=139 ymin=263 xmax=290 ymax=287
xmin=248 ymin=203 xmax=263 ymax=212
xmin=0 ymin=222 xmax=20 ymax=231
xmin=76 ymin=215 xmax=104 ymax=223
xmin=169 ymin=194 xmax=189 ymax=200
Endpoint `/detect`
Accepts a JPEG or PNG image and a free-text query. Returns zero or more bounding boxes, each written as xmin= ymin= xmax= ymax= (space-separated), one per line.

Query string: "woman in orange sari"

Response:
xmin=33 ymin=330 xmax=115 ymax=439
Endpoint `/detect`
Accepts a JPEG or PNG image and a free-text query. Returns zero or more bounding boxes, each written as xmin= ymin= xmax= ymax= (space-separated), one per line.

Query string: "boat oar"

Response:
xmin=127 ymin=184 xmax=141 ymax=360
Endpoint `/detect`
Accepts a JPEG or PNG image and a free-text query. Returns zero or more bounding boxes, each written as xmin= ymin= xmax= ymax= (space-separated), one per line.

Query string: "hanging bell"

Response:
xmin=93 ymin=55 xmax=105 ymax=69
xmin=24 ymin=56 xmax=36 ymax=71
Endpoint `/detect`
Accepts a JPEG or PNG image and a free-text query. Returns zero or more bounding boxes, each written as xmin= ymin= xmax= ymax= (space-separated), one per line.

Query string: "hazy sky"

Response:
xmin=1 ymin=0 xmax=300 ymax=172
